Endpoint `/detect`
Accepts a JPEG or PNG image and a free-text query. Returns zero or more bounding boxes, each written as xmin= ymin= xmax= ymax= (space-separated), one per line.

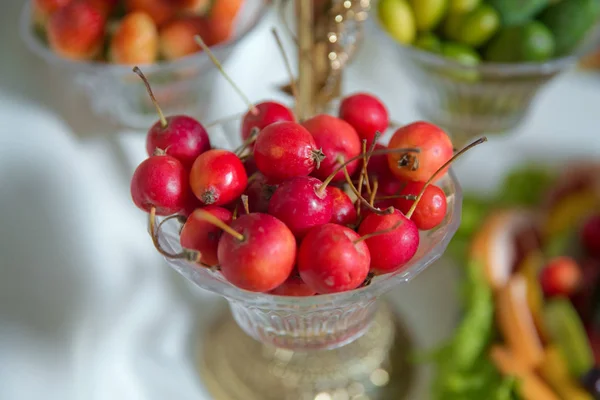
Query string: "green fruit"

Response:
xmin=411 ymin=0 xmax=448 ymax=31
xmin=540 ymin=0 xmax=600 ymax=56
xmin=442 ymin=12 xmax=466 ymax=40
xmin=485 ymin=21 xmax=555 ymax=62
xmin=449 ymin=0 xmax=480 ymax=13
xmin=378 ymin=0 xmax=417 ymax=45
xmin=486 ymin=0 xmax=549 ymax=26
xmin=456 ymin=4 xmax=501 ymax=48
xmin=415 ymin=32 xmax=443 ymax=53
xmin=544 ymin=298 xmax=595 ymax=378
xmin=442 ymin=42 xmax=481 ymax=65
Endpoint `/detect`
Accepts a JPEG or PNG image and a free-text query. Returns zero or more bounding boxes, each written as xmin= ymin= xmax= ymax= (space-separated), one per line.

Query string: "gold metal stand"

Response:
xmin=199 ymin=302 xmax=414 ymax=400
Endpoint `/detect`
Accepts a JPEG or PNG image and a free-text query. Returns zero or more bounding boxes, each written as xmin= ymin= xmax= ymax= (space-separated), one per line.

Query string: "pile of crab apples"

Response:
xmin=130 ymin=70 xmax=473 ymax=296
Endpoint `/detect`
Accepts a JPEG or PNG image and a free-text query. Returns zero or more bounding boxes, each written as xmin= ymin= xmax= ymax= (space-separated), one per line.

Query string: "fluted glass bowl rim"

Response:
xmin=159 ymin=168 xmax=463 ymax=309
xmin=371 ymin=3 xmax=600 ymax=78
xmin=19 ymin=0 xmax=270 ymax=75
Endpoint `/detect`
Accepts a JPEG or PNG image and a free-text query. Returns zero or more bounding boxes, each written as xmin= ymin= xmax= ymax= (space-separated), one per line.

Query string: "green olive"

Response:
xmin=378 ymin=0 xmax=417 ymax=45
xmin=456 ymin=4 xmax=501 ymax=48
xmin=449 ymin=0 xmax=480 ymax=13
xmin=442 ymin=12 xmax=466 ymax=40
xmin=410 ymin=0 xmax=448 ymax=32
xmin=415 ymin=32 xmax=443 ymax=53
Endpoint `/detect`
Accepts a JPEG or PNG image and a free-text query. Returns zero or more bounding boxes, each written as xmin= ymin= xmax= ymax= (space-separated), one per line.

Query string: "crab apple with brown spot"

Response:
xmin=244 ymin=172 xmax=278 ymax=213
xmin=218 ymin=213 xmax=296 ymax=292
xmin=357 ymin=209 xmax=420 ymax=275
xmin=241 ymin=101 xmax=295 ymax=141
xmin=268 ymin=176 xmax=333 ymax=238
xmin=395 ymin=182 xmax=447 ymax=230
xmin=130 ymin=154 xmax=188 ymax=216
xmin=339 ymin=93 xmax=389 ymax=146
xmin=253 ymin=121 xmax=325 ymax=183
xmin=327 ymin=186 xmax=357 ymax=226
xmin=298 ymin=223 xmax=370 ymax=294
xmin=190 ymin=149 xmax=247 ymax=206
xmin=146 ymin=115 xmax=210 ymax=169
xmin=47 ymin=0 xmax=106 ymax=60
xmin=110 ymin=11 xmax=158 ymax=65
xmin=180 ymin=206 xmax=232 ymax=266
xmin=387 ymin=121 xmax=454 ymax=182
xmin=302 ymin=114 xmax=362 ymax=182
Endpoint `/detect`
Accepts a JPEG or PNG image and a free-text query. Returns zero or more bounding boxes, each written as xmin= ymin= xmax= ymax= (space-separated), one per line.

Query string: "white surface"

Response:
xmin=1 ymin=2 xmax=600 ymax=400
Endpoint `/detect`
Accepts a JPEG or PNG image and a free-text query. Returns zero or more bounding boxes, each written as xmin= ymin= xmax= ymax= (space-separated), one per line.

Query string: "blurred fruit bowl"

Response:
xmin=374 ymin=0 xmax=600 ymax=147
xmin=20 ymin=0 xmax=269 ymax=129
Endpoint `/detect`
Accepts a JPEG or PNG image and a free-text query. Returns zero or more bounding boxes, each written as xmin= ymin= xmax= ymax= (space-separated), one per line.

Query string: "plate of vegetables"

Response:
xmin=424 ymin=163 xmax=600 ymax=399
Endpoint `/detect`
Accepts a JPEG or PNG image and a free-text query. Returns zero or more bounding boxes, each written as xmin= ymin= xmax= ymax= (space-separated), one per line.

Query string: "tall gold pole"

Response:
xmin=296 ymin=0 xmax=314 ymax=120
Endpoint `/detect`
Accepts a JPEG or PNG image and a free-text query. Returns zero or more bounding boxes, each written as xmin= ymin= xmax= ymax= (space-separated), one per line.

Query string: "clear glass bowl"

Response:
xmin=19 ymin=0 xmax=269 ymax=129
xmin=373 ymin=15 xmax=600 ymax=146
xmin=157 ymin=116 xmax=463 ymax=351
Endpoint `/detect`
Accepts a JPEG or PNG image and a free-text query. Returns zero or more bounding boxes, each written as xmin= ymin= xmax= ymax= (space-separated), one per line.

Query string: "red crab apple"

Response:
xmin=190 ymin=149 xmax=247 ymax=206
xmin=244 ymin=172 xmax=278 ymax=213
xmin=32 ymin=0 xmax=72 ymax=26
xmin=253 ymin=121 xmax=325 ymax=182
xmin=126 ymin=0 xmax=177 ymax=26
xmin=339 ymin=93 xmax=389 ymax=146
xmin=357 ymin=209 xmax=420 ymax=275
xmin=270 ymin=274 xmax=316 ymax=296
xmin=133 ymin=68 xmax=211 ymax=169
xmin=241 ymin=101 xmax=295 ymax=141
xmin=130 ymin=152 xmax=188 ymax=216
xmin=395 ymin=182 xmax=447 ymax=230
xmin=85 ymin=0 xmax=119 ymax=16
xmin=159 ymin=16 xmax=213 ymax=60
xmin=110 ymin=11 xmax=158 ymax=65
xmin=268 ymin=176 xmax=333 ymax=238
xmin=180 ymin=206 xmax=232 ymax=266
xmin=387 ymin=121 xmax=454 ymax=182
xmin=327 ymin=186 xmax=357 ymax=226
xmin=217 ymin=213 xmax=296 ymax=292
xmin=539 ymin=256 xmax=583 ymax=298
xmin=47 ymin=0 xmax=106 ymax=60
xmin=298 ymin=223 xmax=370 ymax=294
xmin=302 ymin=114 xmax=362 ymax=182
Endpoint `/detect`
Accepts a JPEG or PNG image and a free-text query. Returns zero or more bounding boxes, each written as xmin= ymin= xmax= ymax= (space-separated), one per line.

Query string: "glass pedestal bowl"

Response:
xmin=153 ymin=119 xmax=463 ymax=399
xmin=19 ymin=0 xmax=269 ymax=129
xmin=374 ymin=17 xmax=600 ymax=147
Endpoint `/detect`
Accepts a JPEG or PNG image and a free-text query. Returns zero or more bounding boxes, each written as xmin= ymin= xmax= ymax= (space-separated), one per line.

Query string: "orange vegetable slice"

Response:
xmin=496 ymin=273 xmax=545 ymax=369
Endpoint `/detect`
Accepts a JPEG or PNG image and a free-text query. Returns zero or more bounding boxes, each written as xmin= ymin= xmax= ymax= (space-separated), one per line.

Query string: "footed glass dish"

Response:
xmin=150 ymin=114 xmax=463 ymax=399
xmin=19 ymin=0 xmax=269 ymax=129
xmin=373 ymin=13 xmax=600 ymax=147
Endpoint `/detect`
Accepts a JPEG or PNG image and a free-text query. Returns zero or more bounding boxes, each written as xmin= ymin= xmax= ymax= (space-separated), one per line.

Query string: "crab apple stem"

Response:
xmin=241 ymin=194 xmax=250 ymax=214
xmin=376 ymin=194 xmax=417 ymax=201
xmin=133 ymin=67 xmax=167 ymax=129
xmin=389 ymin=120 xmax=403 ymax=129
xmin=317 ymin=145 xmax=421 ymax=194
xmin=147 ymin=207 xmax=205 ymax=264
xmin=276 ymin=0 xmax=298 ymax=46
xmin=232 ymin=204 xmax=239 ymax=220
xmin=406 ymin=137 xmax=487 ymax=219
xmin=206 ymin=111 xmax=247 ymax=128
xmin=271 ymin=28 xmax=298 ymax=107
xmin=357 ymin=139 xmax=368 ymax=197
xmin=362 ymin=132 xmax=381 ymax=196
xmin=193 ymin=208 xmax=245 ymax=241
xmin=354 ymin=219 xmax=405 ymax=244
xmin=194 ymin=35 xmax=259 ymax=116
xmin=234 ymin=127 xmax=260 ymax=156
xmin=342 ymin=165 xmax=394 ymax=216
xmin=360 ymin=272 xmax=375 ymax=288
xmin=369 ymin=178 xmax=379 ymax=207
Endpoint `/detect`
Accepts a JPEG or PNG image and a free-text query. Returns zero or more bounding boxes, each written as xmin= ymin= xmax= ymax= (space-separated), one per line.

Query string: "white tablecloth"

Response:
xmin=1 ymin=2 xmax=600 ymax=399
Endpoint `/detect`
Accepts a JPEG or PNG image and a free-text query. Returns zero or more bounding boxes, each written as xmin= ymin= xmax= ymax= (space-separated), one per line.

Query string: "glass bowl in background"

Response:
xmin=373 ymin=12 xmax=600 ymax=147
xmin=157 ymin=115 xmax=463 ymax=352
xmin=19 ymin=0 xmax=270 ymax=129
